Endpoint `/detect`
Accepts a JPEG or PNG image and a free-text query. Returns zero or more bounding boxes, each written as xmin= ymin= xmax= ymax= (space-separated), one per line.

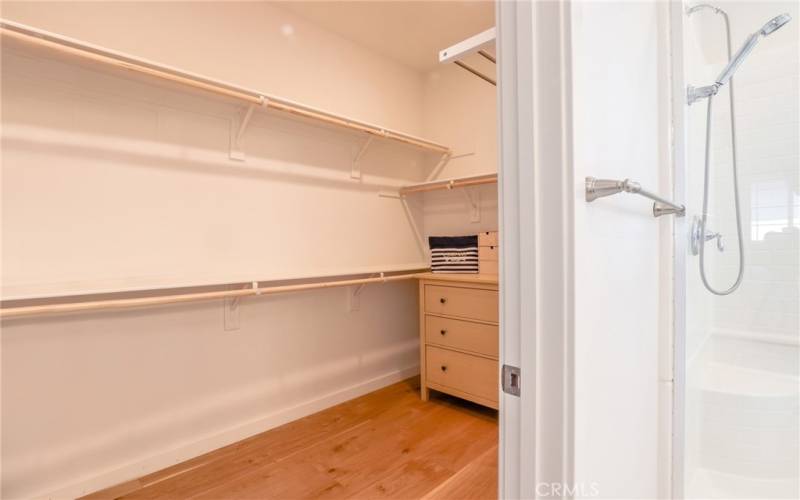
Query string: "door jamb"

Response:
xmin=497 ymin=1 xmax=575 ymax=497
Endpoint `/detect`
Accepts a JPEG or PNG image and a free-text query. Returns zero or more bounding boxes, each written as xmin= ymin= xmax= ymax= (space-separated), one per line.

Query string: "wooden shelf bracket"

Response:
xmin=426 ymin=152 xmax=453 ymax=182
xmin=224 ymin=281 xmax=258 ymax=329
xmin=347 ymin=272 xmax=385 ymax=312
xmin=224 ymin=295 xmax=241 ymax=330
xmin=462 ymin=187 xmax=481 ymax=222
xmin=230 ymin=97 xmax=268 ymax=161
xmin=351 ymin=135 xmax=376 ymax=179
xmin=400 ymin=197 xmax=428 ymax=259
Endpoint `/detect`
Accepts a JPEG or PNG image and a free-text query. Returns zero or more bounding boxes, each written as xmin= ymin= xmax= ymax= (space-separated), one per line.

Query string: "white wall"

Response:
xmin=421 ymin=59 xmax=499 ymax=239
xmin=1 ymin=284 xmax=419 ymax=498
xmin=0 ymin=2 xmax=443 ymax=497
xmin=1 ymin=1 xmax=434 ymax=299
xmin=571 ymin=1 xmax=667 ymax=497
xmin=0 ymin=1 xmax=425 ymax=133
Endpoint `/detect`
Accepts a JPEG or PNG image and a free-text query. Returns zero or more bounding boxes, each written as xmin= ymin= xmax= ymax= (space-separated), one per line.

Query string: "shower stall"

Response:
xmin=674 ymin=1 xmax=799 ymax=498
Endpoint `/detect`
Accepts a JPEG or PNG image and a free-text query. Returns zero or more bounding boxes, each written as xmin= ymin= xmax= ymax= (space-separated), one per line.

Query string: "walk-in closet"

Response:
xmin=0 ymin=2 xmax=500 ymax=498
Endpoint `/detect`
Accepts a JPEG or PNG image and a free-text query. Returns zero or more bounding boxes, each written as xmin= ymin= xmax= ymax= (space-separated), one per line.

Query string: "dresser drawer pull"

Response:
xmin=441 ymin=365 xmax=448 ymax=372
xmin=440 ymin=329 xmax=447 ymax=335
xmin=440 ymin=297 xmax=447 ymax=304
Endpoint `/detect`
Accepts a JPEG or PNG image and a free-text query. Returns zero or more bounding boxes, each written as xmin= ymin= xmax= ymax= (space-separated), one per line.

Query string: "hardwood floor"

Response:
xmin=83 ymin=378 xmax=498 ymax=499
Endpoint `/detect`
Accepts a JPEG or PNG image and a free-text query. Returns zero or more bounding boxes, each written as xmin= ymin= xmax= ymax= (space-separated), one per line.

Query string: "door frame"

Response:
xmin=497 ymin=1 xmax=575 ymax=497
xmin=669 ymin=1 xmax=688 ymax=498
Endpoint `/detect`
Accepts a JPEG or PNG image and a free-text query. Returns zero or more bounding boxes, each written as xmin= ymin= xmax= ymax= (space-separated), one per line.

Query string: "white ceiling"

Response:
xmin=276 ymin=1 xmax=495 ymax=71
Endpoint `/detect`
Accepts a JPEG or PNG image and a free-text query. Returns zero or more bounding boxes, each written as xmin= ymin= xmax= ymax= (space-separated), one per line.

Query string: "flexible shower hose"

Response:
xmin=698 ymin=91 xmax=745 ymax=295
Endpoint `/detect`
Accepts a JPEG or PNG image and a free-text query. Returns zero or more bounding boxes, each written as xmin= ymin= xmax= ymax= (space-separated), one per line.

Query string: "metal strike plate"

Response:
xmin=502 ymin=364 xmax=521 ymax=397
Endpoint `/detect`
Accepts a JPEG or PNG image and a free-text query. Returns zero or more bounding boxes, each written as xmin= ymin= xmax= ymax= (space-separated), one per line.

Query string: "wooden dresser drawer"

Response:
xmin=424 ymin=285 xmax=498 ymax=323
xmin=425 ymin=315 xmax=498 ymax=358
xmin=425 ymin=346 xmax=498 ymax=404
xmin=417 ymin=274 xmax=499 ymax=409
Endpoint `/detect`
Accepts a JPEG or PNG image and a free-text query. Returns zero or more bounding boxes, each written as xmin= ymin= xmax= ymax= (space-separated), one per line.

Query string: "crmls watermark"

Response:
xmin=535 ymin=482 xmax=600 ymax=498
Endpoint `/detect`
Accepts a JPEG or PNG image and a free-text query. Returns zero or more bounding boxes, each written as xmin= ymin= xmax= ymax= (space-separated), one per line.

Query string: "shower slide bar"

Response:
xmin=585 ymin=177 xmax=685 ymax=217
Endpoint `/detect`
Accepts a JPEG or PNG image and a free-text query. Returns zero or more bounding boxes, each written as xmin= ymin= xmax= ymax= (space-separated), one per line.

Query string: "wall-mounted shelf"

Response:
xmin=439 ymin=27 xmax=497 ymax=86
xmin=399 ymin=173 xmax=497 ymax=195
xmin=0 ymin=19 xmax=452 ymax=158
xmin=0 ymin=269 xmax=429 ymax=319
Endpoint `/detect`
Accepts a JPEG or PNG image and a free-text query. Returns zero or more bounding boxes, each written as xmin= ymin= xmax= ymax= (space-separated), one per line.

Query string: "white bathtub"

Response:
xmin=687 ymin=333 xmax=799 ymax=499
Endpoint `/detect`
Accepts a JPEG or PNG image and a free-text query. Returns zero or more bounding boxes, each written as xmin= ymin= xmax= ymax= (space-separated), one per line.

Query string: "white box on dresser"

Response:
xmin=478 ymin=231 xmax=499 ymax=276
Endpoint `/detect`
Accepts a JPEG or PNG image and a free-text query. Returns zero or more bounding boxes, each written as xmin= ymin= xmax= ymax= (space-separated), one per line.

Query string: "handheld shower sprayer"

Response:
xmin=686 ymin=7 xmax=791 ymax=296
xmin=715 ymin=13 xmax=791 ymax=86
xmin=688 ymin=13 xmax=791 ymax=104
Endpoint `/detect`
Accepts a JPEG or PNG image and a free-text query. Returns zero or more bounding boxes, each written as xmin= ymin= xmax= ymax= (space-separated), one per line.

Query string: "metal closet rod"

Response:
xmin=477 ymin=49 xmax=496 ymax=63
xmin=0 ymin=271 xmax=427 ymax=319
xmin=453 ymin=49 xmax=497 ymax=87
xmin=453 ymin=60 xmax=496 ymax=86
xmin=0 ymin=19 xmax=451 ymax=155
xmin=399 ymin=173 xmax=497 ymax=195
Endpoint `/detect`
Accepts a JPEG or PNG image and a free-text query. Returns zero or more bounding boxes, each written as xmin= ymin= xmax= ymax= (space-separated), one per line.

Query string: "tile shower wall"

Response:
xmin=685 ymin=0 xmax=799 ymax=344
xmin=709 ymin=37 xmax=799 ymax=341
xmin=683 ymin=2 xmax=799 ymax=498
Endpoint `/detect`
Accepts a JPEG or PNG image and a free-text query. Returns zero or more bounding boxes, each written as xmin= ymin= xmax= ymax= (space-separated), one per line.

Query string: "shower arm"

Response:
xmin=585 ymin=177 xmax=686 ymax=217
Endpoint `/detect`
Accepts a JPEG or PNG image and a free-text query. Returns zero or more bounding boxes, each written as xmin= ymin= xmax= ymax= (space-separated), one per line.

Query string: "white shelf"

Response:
xmin=0 ymin=18 xmax=452 ymax=157
xmin=399 ymin=173 xmax=497 ymax=195
xmin=439 ymin=27 xmax=496 ymax=64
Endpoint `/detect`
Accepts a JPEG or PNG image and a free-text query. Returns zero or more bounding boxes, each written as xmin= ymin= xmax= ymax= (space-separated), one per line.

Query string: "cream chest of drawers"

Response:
xmin=417 ymin=273 xmax=499 ymax=409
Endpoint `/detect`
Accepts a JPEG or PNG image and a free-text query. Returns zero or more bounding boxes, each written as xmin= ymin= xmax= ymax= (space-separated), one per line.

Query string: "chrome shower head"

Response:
xmin=760 ymin=13 xmax=791 ymax=35
xmin=716 ymin=13 xmax=791 ymax=86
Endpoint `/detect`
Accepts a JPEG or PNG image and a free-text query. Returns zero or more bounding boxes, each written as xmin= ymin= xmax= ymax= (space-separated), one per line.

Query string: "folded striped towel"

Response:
xmin=429 ymin=235 xmax=479 ymax=274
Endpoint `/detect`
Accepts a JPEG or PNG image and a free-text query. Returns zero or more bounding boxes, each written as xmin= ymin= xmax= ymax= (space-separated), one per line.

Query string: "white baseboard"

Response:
xmin=39 ymin=365 xmax=420 ymax=499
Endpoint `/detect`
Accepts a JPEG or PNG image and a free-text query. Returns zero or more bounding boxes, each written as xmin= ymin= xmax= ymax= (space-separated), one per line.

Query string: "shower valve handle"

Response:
xmin=690 ymin=217 xmax=726 ymax=255
xmin=702 ymin=231 xmax=724 ymax=252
